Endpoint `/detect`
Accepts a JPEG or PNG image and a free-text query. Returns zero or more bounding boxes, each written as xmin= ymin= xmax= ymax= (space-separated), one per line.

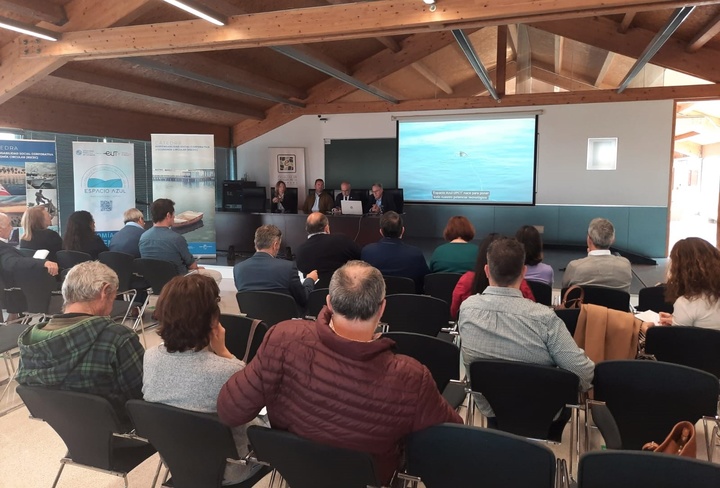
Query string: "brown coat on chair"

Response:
xmin=574 ymin=303 xmax=643 ymax=364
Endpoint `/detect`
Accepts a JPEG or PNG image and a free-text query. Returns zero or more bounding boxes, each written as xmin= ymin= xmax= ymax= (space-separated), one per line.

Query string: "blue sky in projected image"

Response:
xmin=398 ymin=118 xmax=536 ymax=203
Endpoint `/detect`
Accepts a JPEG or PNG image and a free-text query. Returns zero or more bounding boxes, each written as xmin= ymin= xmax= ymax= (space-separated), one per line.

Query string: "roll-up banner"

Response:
xmin=151 ymin=134 xmax=216 ymax=257
xmin=0 ymin=140 xmax=58 ymax=243
xmin=73 ymin=142 xmax=135 ymax=244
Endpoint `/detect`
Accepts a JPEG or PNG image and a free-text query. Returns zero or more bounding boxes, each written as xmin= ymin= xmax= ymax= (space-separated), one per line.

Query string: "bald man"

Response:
xmin=295 ymin=212 xmax=361 ymax=289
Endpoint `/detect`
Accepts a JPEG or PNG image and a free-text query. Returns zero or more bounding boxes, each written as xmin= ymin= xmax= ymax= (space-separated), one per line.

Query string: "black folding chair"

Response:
xmin=247 ymin=425 xmax=381 ymax=488
xmin=221 ymin=314 xmax=269 ymax=363
xmin=132 ymin=258 xmax=181 ymax=339
xmin=99 ymin=251 xmax=139 ymax=325
xmin=555 ymin=308 xmax=581 ymax=337
xmin=56 ymin=250 xmax=92 ymax=276
xmin=423 ymin=272 xmax=462 ymax=307
xmin=562 ymin=286 xmax=630 ymax=312
xmin=637 ymin=285 xmax=673 ymax=313
xmin=403 ymin=423 xmax=556 ymax=488
xmin=383 ymin=276 xmax=416 ymax=295
xmin=5 ymin=265 xmax=61 ymax=322
xmin=127 ymin=400 xmax=269 ymax=488
xmin=527 ymin=280 xmax=552 ymax=306
xmin=0 ymin=323 xmax=30 ymax=414
xmin=577 ymin=451 xmax=720 ymax=488
xmin=590 ymin=360 xmax=719 ymax=458
xmin=382 ymin=294 xmax=449 ymax=337
xmin=467 ymin=360 xmax=581 ymax=484
xmin=17 ymin=386 xmax=158 ymax=488
xmin=645 ymin=326 xmax=720 ymax=379
xmin=304 ymin=288 xmax=329 ymax=319
xmin=236 ymin=291 xmax=300 ymax=326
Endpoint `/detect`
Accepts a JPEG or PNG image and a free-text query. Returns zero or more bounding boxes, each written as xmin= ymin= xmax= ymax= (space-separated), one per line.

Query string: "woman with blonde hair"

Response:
xmin=659 ymin=237 xmax=720 ymax=330
xmin=20 ymin=205 xmax=62 ymax=261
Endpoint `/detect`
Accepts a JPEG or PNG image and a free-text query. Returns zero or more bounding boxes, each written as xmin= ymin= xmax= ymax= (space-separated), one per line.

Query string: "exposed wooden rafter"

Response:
xmin=595 ymin=52 xmax=616 ymax=87
xmin=411 ymin=62 xmax=453 ymax=95
xmin=532 ymin=65 xmax=597 ymax=91
xmin=554 ymin=35 xmax=564 ymax=74
xmin=686 ymin=11 xmax=720 ymax=52
xmin=618 ymin=12 xmax=637 ymax=33
xmin=496 ymin=25 xmax=508 ymax=97
xmin=0 ymin=0 xmax=68 ymax=25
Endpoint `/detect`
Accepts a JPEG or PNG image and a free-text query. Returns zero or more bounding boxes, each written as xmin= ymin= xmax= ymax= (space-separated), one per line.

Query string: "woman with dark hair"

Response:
xmin=62 ymin=210 xmax=108 ymax=259
xmin=20 ymin=205 xmax=63 ymax=261
xmin=515 ymin=225 xmax=554 ymax=286
xmin=142 ymin=274 xmax=265 ymax=484
xmin=658 ymin=237 xmax=720 ymax=330
xmin=450 ymin=233 xmax=535 ymax=318
xmin=429 ymin=216 xmax=479 ymax=273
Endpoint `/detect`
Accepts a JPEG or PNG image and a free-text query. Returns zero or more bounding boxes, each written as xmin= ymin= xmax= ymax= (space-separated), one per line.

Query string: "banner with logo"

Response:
xmin=73 ymin=142 xmax=135 ymax=242
xmin=268 ymin=147 xmax=306 ymax=199
xmin=151 ymin=134 xmax=216 ymax=257
xmin=0 ymin=140 xmax=58 ymax=241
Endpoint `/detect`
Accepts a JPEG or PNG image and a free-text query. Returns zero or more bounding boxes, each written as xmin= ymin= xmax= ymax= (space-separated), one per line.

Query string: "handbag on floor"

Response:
xmin=642 ymin=421 xmax=696 ymax=458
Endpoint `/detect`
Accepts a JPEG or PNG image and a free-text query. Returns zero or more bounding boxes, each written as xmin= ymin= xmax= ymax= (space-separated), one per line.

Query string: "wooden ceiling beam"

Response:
xmin=411 ymin=61 xmax=453 ymax=94
xmin=377 ymin=36 xmax=402 ymax=53
xmin=277 ymin=44 xmax=350 ymax=75
xmin=50 ymin=66 xmax=265 ymax=119
xmin=531 ymin=65 xmax=598 ymax=91
xmin=25 ymin=0 xmax=720 ymax=60
xmin=496 ymin=25 xmax=508 ymax=97
xmin=554 ymin=35 xmax=564 ymax=74
xmin=674 ymin=140 xmax=702 ymax=157
xmin=0 ymin=0 xmax=68 ymax=26
xmin=686 ymin=11 xmax=720 ymax=52
xmin=530 ymin=16 xmax=720 ymax=82
xmin=674 ymin=130 xmax=700 ymax=140
xmin=618 ymin=12 xmax=637 ymax=33
xmin=595 ymin=52 xmax=616 ymax=87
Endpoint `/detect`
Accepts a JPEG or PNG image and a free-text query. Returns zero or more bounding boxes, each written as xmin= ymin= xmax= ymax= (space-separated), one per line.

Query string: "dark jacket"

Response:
xmin=0 ymin=240 xmax=48 ymax=286
xmin=233 ymin=251 xmax=314 ymax=307
xmin=19 ymin=228 xmax=63 ymax=262
xmin=361 ymin=237 xmax=430 ymax=292
xmin=217 ymin=308 xmax=462 ymax=484
xmin=295 ymin=233 xmax=361 ymax=289
xmin=368 ymin=192 xmax=396 ymax=214
xmin=109 ymin=223 xmax=145 ymax=258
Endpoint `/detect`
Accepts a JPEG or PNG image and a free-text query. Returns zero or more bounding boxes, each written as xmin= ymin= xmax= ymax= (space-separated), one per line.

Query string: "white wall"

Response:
xmin=236 ymin=100 xmax=674 ymax=206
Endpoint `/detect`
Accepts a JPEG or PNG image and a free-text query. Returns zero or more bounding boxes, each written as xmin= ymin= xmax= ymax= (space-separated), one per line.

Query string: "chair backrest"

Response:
xmin=383 ymin=275 xmax=416 ymax=295
xmin=127 ymin=400 xmax=237 ymax=488
xmin=562 ymin=286 xmax=630 ymax=312
xmin=423 ymin=272 xmax=462 ymax=307
xmin=577 ymin=451 xmax=720 ymax=488
xmin=406 ymin=423 xmax=556 ymax=488
xmin=637 ymin=285 xmax=673 ymax=313
xmin=382 ymin=294 xmax=449 ymax=336
xmin=220 ymin=314 xmax=268 ymax=363
xmin=235 ymin=291 xmax=299 ymax=326
xmin=56 ymin=250 xmax=93 ymax=271
xmin=526 ymin=280 xmax=552 ymax=306
xmin=247 ymin=425 xmax=379 ymax=488
xmin=469 ymin=360 xmax=579 ymax=441
xmin=645 ymin=326 xmax=720 ymax=379
xmin=12 ymin=265 xmax=58 ymax=314
xmin=593 ymin=360 xmax=719 ymax=450
xmin=554 ymin=308 xmax=581 ymax=336
xmin=16 ymin=385 xmax=124 ymax=470
xmin=383 ymin=332 xmax=459 ymax=392
xmin=98 ymin=251 xmax=135 ymax=291
xmin=305 ymin=288 xmax=329 ymax=319
xmin=132 ymin=258 xmax=180 ymax=296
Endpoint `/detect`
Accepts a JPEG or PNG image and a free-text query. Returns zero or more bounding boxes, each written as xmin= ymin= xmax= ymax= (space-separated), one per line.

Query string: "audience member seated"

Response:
xmin=0 ymin=212 xmax=59 ymax=282
xmin=368 ymin=182 xmax=396 ymax=214
xmin=515 ymin=225 xmax=554 ymax=286
xmin=218 ymin=261 xmax=462 ymax=485
xmin=361 ymin=211 xmax=429 ymax=293
xmin=271 ymin=180 xmax=297 ymax=214
xmin=139 ymin=198 xmax=221 ymax=282
xmin=233 ymin=224 xmax=318 ymax=308
xmin=142 ymin=273 xmax=265 ymax=485
xmin=15 ymin=261 xmax=143 ymax=426
xmin=63 ymin=210 xmax=109 ymax=259
xmin=658 ymin=237 xmax=720 ymax=330
xmin=19 ymin=206 xmax=62 ymax=262
xmin=109 ymin=208 xmax=146 ymax=257
xmin=562 ymin=218 xmax=631 ymax=293
xmin=295 ymin=212 xmax=361 ymax=289
xmin=451 ymin=233 xmax=534 ymax=318
xmin=302 ymin=178 xmax=334 ymax=214
xmin=458 ymin=238 xmax=594 ymax=420
xmin=429 ymin=216 xmax=479 ymax=273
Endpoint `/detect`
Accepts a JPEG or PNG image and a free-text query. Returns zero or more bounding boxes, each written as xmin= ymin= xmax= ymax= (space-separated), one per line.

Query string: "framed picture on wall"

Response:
xmin=278 ymin=154 xmax=296 ymax=173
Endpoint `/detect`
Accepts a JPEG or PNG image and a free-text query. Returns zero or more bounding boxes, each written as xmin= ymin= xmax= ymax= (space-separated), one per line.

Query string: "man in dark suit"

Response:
xmin=361 ymin=211 xmax=429 ymax=292
xmin=368 ymin=182 xmax=396 ymax=214
xmin=109 ymin=208 xmax=146 ymax=257
xmin=334 ymin=181 xmax=355 ymax=209
xmin=234 ymin=224 xmax=319 ymax=308
xmin=295 ymin=212 xmax=361 ymax=289
xmin=302 ymin=178 xmax=334 ymax=214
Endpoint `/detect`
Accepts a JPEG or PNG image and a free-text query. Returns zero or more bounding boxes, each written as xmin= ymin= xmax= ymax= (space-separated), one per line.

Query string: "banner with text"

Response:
xmin=73 ymin=142 xmax=135 ymax=242
xmin=268 ymin=147 xmax=307 ymax=200
xmin=151 ymin=134 xmax=216 ymax=256
xmin=0 ymin=140 xmax=58 ymax=241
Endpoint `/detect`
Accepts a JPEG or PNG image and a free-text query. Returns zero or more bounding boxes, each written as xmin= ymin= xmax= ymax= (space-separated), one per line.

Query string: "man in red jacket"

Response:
xmin=218 ymin=260 xmax=462 ymax=484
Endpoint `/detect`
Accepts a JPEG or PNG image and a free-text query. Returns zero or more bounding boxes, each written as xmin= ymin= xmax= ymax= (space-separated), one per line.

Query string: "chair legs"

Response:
xmin=554 ymin=458 xmax=570 ymax=488
xmin=50 ymin=461 xmax=66 ymax=488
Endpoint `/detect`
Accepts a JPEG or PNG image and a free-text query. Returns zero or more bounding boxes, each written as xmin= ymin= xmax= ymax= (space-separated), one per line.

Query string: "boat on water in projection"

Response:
xmin=172 ymin=211 xmax=204 ymax=229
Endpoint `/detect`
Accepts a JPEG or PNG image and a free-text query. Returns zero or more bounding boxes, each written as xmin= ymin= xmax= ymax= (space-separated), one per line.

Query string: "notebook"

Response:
xmin=340 ymin=199 xmax=363 ymax=215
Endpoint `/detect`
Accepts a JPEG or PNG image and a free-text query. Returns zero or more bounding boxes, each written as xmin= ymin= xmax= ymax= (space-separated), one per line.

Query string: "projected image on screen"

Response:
xmin=398 ymin=116 xmax=537 ymax=204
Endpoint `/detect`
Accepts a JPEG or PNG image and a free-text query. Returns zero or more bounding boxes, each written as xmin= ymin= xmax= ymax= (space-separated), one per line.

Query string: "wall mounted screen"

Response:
xmin=397 ymin=115 xmax=538 ymax=204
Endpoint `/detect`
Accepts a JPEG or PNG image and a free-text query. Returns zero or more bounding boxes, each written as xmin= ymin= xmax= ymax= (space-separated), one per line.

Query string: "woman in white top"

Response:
xmin=658 ymin=237 xmax=720 ymax=330
xmin=142 ymin=273 xmax=265 ymax=484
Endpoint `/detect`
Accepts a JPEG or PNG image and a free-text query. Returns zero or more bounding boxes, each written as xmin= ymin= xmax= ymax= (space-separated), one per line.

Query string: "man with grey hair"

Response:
xmin=233 ymin=224 xmax=318 ymax=308
xmin=562 ymin=217 xmax=632 ymax=293
xmin=219 ymin=261 xmax=462 ymax=485
xmin=109 ymin=207 xmax=146 ymax=257
xmin=16 ymin=261 xmax=144 ymax=425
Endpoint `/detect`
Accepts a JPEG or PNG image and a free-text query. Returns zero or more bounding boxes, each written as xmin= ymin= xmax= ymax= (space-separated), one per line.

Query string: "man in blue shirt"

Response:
xmin=109 ymin=208 xmax=146 ymax=257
